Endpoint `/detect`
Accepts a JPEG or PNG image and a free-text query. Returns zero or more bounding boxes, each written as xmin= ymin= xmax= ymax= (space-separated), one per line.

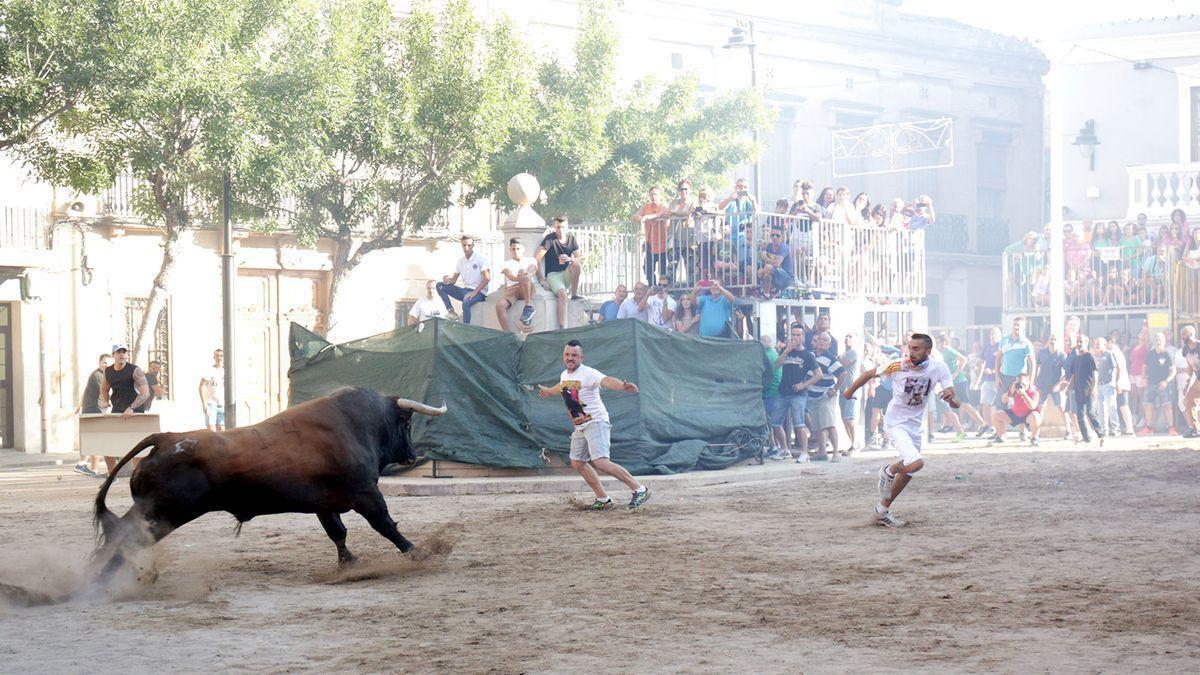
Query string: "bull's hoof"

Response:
xmin=337 ymin=551 xmax=358 ymax=567
xmin=405 ymin=546 xmax=431 ymax=562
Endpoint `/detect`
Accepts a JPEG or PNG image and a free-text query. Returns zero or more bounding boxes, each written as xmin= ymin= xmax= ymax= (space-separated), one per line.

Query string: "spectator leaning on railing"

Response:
xmin=597 ymin=284 xmax=626 ymax=322
xmin=718 ymin=178 xmax=757 ymax=277
xmin=667 ymin=180 xmax=697 ymax=284
xmin=633 ymin=186 xmax=670 ymax=284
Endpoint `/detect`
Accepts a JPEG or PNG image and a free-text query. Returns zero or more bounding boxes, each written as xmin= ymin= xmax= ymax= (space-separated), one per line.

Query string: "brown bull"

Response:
xmin=92 ymin=387 xmax=445 ymax=580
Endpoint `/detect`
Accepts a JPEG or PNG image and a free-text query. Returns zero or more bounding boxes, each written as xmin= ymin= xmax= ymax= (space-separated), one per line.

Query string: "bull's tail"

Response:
xmin=93 ymin=434 xmax=159 ymax=546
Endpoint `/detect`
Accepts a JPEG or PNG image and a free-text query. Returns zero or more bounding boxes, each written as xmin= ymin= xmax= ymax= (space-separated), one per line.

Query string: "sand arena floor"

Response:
xmin=0 ymin=443 xmax=1197 ymax=672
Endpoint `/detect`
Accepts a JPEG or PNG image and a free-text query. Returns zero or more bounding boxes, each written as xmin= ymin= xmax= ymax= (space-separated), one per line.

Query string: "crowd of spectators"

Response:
xmin=630 ymin=178 xmax=933 ymax=300
xmin=931 ymin=315 xmax=1200 ymax=444
xmin=1007 ymin=209 xmax=1200 ymax=309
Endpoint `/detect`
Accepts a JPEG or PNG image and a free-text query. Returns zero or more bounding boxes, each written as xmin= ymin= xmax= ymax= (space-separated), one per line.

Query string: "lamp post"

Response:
xmin=221 ymin=171 xmax=237 ymax=429
xmin=724 ymin=20 xmax=759 ymax=204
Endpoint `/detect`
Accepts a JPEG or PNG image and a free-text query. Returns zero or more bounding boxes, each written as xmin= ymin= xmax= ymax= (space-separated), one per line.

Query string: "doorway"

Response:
xmin=237 ymin=271 xmax=324 ymax=425
xmin=0 ymin=303 xmax=12 ymax=448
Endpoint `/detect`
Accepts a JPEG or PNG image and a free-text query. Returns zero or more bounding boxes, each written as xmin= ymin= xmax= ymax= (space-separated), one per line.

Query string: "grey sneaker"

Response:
xmin=873 ymin=508 xmax=906 ymax=528
xmin=628 ymin=487 xmax=651 ymax=510
xmin=446 ymin=310 xmax=462 ymax=322
xmin=519 ymin=305 xmax=536 ymax=326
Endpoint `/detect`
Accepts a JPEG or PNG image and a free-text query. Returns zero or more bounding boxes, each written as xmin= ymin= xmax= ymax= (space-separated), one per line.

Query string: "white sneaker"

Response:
xmin=877 ymin=464 xmax=894 ymax=500
xmin=794 ymin=454 xmax=810 ymax=464
xmin=873 ymin=507 xmax=906 ymax=528
xmin=829 ymin=450 xmax=841 ymax=463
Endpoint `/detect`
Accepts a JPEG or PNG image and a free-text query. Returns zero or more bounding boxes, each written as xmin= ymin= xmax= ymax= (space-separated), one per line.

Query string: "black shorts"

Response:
xmin=965 ymin=388 xmax=981 ymax=406
xmin=1006 ymin=410 xmax=1031 ymax=426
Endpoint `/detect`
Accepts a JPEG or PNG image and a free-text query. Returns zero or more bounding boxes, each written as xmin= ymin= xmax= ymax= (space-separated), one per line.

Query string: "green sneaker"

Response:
xmin=627 ymin=487 xmax=651 ymax=510
xmin=953 ymin=431 xmax=966 ymax=443
xmin=588 ymin=498 xmax=616 ymax=511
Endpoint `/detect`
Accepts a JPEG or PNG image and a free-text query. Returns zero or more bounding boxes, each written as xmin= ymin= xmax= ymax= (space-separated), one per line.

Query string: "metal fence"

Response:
xmin=592 ymin=212 xmax=925 ymax=302
xmin=1174 ymin=260 xmax=1200 ymax=320
xmin=0 ymin=206 xmax=49 ymax=250
xmin=1003 ymin=246 xmax=1176 ymax=313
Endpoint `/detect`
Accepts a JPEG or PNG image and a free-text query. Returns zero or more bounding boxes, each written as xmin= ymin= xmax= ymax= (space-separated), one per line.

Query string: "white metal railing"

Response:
xmin=1003 ymin=246 xmax=1175 ymax=313
xmin=0 ymin=206 xmax=49 ymax=250
xmin=1126 ymin=163 xmax=1200 ymax=221
xmin=598 ymin=211 xmax=925 ymax=301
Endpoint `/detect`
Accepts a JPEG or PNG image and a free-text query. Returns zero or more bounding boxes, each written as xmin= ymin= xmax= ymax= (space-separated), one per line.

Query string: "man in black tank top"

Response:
xmin=98 ymin=343 xmax=152 ymax=474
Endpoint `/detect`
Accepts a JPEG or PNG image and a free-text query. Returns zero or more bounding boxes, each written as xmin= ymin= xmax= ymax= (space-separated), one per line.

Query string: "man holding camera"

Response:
xmin=989 ymin=372 xmax=1042 ymax=447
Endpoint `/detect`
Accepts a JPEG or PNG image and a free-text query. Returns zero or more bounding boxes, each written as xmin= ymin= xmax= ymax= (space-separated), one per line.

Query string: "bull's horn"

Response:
xmin=396 ymin=398 xmax=447 ymax=416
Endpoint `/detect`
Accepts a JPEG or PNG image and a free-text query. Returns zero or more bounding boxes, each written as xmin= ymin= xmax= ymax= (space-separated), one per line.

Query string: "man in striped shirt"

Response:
xmin=807 ymin=332 xmax=844 ymax=462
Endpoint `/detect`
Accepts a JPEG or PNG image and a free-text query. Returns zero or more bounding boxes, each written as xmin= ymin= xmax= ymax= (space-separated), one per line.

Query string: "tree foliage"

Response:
xmin=27 ymin=0 xmax=292 ymax=363
xmin=0 ymin=0 xmax=107 ymax=152
xmin=477 ymin=0 xmax=772 ymax=224
xmin=271 ymin=0 xmax=531 ymax=335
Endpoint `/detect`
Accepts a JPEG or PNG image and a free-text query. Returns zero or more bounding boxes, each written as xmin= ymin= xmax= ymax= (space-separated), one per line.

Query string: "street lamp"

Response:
xmin=723 ymin=20 xmax=759 ymax=204
xmin=1072 ymin=119 xmax=1100 ymax=171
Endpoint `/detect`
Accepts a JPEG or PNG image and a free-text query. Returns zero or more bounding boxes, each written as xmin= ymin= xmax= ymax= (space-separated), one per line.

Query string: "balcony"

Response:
xmin=1003 ymin=246 xmax=1175 ymax=315
xmin=576 ymin=213 xmax=925 ymax=304
xmin=0 ymin=206 xmax=51 ymax=275
xmin=1127 ymin=163 xmax=1200 ymax=220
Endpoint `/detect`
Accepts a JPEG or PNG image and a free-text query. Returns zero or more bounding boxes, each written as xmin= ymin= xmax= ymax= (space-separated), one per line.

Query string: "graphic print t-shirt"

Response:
xmin=558 ymin=365 xmax=608 ymax=425
xmin=882 ymin=358 xmax=953 ymax=431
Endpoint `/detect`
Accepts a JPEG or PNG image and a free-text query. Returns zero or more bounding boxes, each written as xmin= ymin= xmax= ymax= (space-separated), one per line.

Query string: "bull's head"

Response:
xmin=390 ymin=398 xmax=447 ymax=465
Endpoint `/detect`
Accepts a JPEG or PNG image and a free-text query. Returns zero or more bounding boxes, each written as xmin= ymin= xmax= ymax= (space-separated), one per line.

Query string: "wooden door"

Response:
xmin=237 ymin=273 xmax=279 ymax=425
xmin=236 ymin=270 xmax=324 ymax=425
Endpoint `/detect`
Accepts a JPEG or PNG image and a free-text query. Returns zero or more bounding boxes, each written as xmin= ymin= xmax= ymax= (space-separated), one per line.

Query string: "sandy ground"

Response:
xmin=1 ymin=441 xmax=1198 ymax=673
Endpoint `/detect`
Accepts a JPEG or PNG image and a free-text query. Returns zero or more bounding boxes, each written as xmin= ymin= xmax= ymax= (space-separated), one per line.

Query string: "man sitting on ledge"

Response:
xmin=537 ymin=215 xmax=583 ymax=328
xmin=436 ymin=234 xmax=490 ymax=324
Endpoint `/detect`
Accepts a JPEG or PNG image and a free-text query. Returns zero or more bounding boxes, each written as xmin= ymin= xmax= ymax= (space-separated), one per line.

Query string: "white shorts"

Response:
xmin=569 ymin=420 xmax=611 ymax=462
xmin=886 ymin=425 xmax=923 ymax=465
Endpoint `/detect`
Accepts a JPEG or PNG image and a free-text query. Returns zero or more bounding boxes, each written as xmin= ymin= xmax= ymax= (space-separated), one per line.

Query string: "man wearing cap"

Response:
xmin=98 ymin=343 xmax=151 ymax=474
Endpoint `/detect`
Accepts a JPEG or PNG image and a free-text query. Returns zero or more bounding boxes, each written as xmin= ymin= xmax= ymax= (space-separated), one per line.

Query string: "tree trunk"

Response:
xmin=131 ymin=226 xmax=182 ymax=367
xmin=314 ymin=234 xmax=355 ymax=339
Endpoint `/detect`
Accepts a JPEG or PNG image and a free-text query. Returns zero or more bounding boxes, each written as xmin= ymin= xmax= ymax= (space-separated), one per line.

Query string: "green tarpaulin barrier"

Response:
xmin=288 ymin=318 xmax=768 ymax=475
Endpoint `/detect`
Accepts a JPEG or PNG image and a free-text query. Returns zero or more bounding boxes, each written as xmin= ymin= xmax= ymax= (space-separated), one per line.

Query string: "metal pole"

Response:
xmin=1048 ymin=47 xmax=1065 ymax=347
xmin=221 ymin=171 xmax=237 ymax=429
xmin=749 ymin=20 xmax=760 ymax=206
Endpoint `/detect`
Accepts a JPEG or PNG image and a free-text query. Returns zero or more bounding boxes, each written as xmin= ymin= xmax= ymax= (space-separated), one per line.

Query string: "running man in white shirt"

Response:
xmin=843 ymin=333 xmax=960 ymax=527
xmin=538 ymin=339 xmax=651 ymax=511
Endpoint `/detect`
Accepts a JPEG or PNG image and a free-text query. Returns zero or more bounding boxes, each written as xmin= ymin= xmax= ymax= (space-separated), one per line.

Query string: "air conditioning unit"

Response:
xmin=56 ymin=193 xmax=101 ymax=218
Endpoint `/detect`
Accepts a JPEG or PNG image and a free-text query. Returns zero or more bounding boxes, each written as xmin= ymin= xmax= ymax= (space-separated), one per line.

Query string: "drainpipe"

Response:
xmin=39 ymin=313 xmax=48 ymax=453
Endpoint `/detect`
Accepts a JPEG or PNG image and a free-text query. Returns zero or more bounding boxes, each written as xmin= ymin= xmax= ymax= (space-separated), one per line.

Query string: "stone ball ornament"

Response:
xmin=506 ymin=173 xmax=540 ymax=206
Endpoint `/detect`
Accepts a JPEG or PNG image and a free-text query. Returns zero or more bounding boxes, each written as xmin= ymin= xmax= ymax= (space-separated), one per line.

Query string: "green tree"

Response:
xmin=274 ymin=0 xmax=531 ymax=336
xmin=478 ymin=0 xmax=771 ymax=224
xmin=0 ymin=0 xmax=106 ymax=152
xmin=25 ymin=0 xmax=296 ymax=365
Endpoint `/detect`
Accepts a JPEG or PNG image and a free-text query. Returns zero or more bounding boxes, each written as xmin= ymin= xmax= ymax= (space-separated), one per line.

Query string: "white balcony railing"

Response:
xmin=1003 ymin=246 xmax=1176 ymax=314
xmin=575 ymin=214 xmax=925 ymax=303
xmin=1127 ymin=163 xmax=1200 ymax=220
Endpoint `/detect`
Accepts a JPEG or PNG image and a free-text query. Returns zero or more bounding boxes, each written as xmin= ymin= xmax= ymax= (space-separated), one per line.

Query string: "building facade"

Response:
xmin=1 ymin=0 xmax=1048 ymax=452
xmin=478 ymin=0 xmax=1048 ymax=327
